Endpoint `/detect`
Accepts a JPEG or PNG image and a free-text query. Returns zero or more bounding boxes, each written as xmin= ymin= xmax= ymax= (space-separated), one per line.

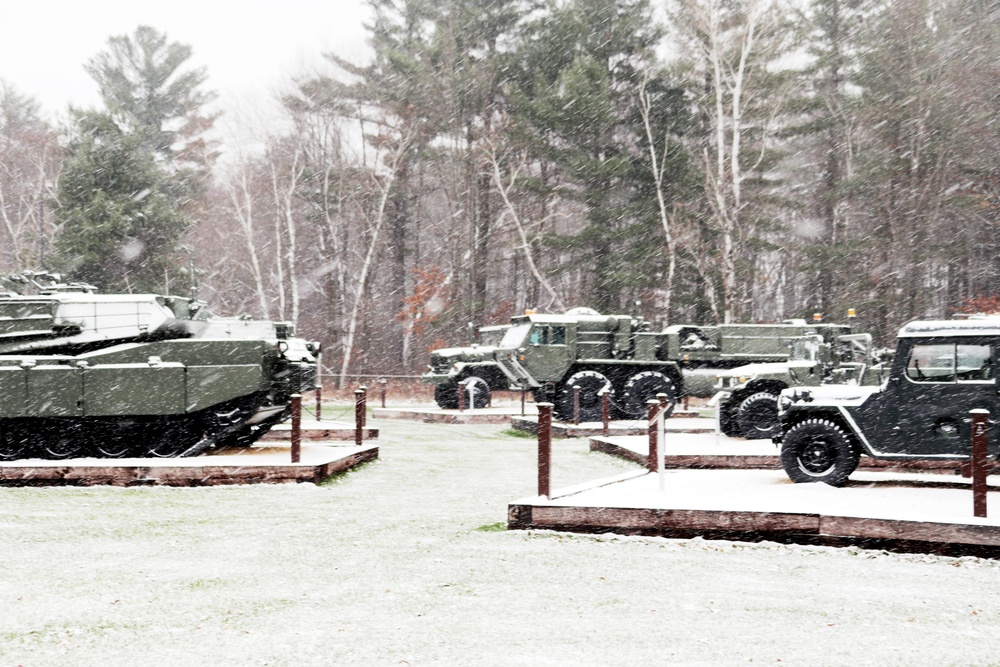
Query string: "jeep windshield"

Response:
xmin=499 ymin=322 xmax=532 ymax=349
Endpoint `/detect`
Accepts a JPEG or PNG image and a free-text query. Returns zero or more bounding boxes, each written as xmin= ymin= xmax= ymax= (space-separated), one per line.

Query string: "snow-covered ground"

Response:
xmin=2 ymin=417 xmax=1000 ymax=665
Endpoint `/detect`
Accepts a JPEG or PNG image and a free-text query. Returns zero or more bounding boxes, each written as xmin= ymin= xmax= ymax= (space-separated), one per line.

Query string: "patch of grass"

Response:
xmin=499 ymin=428 xmax=536 ymax=439
xmin=317 ymin=459 xmax=378 ymax=486
xmin=475 ymin=522 xmax=508 ymax=532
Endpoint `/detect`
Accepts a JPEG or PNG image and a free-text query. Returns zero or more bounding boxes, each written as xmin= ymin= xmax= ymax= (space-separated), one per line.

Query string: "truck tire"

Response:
xmin=736 ymin=392 xmax=780 ymax=439
xmin=620 ymin=371 xmax=676 ymax=420
xmin=434 ymin=383 xmax=460 ymax=409
xmin=718 ymin=400 xmax=742 ymax=437
xmin=556 ymin=371 xmax=611 ymax=422
xmin=780 ymin=419 xmax=860 ymax=486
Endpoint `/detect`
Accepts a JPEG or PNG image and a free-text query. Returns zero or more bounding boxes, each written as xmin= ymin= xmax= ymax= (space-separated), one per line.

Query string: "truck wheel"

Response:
xmin=736 ymin=392 xmax=780 ymax=439
xmin=460 ymin=376 xmax=491 ymax=409
xmin=620 ymin=371 xmax=676 ymax=420
xmin=556 ymin=371 xmax=611 ymax=422
xmin=780 ymin=419 xmax=860 ymax=486
xmin=434 ymin=383 xmax=460 ymax=410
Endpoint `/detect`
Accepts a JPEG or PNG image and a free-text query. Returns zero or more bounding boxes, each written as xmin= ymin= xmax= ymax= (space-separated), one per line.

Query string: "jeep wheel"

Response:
xmin=556 ymin=371 xmax=611 ymax=422
xmin=620 ymin=371 xmax=676 ymax=420
xmin=780 ymin=419 xmax=860 ymax=486
xmin=736 ymin=392 xmax=780 ymax=439
xmin=434 ymin=383 xmax=460 ymax=410
xmin=459 ymin=376 xmax=491 ymax=409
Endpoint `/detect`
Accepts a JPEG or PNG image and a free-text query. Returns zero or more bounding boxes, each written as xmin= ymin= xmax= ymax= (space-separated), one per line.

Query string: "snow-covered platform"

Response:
xmin=591 ymin=432 xmax=1000 ymax=474
xmin=372 ymin=404 xmax=538 ymax=424
xmin=259 ymin=418 xmax=378 ymax=441
xmin=0 ymin=443 xmax=378 ymax=487
xmin=508 ymin=468 xmax=1000 ymax=556
xmin=511 ymin=413 xmax=707 ymax=438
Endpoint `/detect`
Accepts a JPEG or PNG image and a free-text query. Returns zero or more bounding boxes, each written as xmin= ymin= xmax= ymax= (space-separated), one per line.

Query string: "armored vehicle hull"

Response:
xmin=0 ymin=275 xmax=317 ymax=460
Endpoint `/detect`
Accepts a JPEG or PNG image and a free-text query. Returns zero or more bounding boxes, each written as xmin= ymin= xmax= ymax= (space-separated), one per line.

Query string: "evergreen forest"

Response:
xmin=1 ymin=0 xmax=999 ymax=382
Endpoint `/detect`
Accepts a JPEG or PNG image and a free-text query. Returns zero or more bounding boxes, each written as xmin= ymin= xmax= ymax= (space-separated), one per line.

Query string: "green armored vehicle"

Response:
xmin=714 ymin=332 xmax=883 ymax=439
xmin=422 ymin=309 xmax=855 ymax=421
xmin=775 ymin=317 xmax=1000 ymax=486
xmin=0 ymin=273 xmax=318 ymax=460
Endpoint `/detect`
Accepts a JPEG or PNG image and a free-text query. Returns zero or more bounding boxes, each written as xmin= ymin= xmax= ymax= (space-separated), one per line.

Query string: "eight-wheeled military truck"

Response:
xmin=0 ymin=273 xmax=318 ymax=460
xmin=422 ymin=308 xmax=855 ymax=421
xmin=714 ymin=332 xmax=884 ymax=439
xmin=774 ymin=317 xmax=1000 ymax=486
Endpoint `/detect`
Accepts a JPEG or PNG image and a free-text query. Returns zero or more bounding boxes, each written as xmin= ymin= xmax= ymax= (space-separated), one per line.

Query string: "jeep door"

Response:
xmin=872 ymin=338 xmax=998 ymax=456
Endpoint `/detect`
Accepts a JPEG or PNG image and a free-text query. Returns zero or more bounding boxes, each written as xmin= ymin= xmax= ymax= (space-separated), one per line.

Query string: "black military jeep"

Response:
xmin=774 ymin=318 xmax=999 ymax=485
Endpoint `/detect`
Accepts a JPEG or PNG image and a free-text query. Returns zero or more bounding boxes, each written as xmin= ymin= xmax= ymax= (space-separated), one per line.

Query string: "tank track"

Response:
xmin=0 ymin=394 xmax=291 ymax=461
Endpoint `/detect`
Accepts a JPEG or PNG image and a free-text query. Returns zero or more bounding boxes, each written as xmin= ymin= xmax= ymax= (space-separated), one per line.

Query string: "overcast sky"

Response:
xmin=0 ymin=1 xmax=372 ymax=151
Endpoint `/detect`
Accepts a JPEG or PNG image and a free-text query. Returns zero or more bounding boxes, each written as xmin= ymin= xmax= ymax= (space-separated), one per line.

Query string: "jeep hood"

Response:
xmin=781 ymin=383 xmax=881 ymax=406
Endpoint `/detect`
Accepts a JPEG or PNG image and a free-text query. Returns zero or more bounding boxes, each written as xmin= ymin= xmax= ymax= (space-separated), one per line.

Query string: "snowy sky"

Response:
xmin=0 ymin=1 xmax=371 ymax=149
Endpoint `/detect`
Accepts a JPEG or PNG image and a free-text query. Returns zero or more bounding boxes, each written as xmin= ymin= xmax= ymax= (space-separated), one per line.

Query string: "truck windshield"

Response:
xmin=500 ymin=323 xmax=532 ymax=349
xmin=789 ymin=338 xmax=819 ymax=362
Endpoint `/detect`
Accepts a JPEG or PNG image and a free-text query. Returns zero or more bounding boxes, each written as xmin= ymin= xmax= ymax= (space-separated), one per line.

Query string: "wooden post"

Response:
xmin=647 ymin=399 xmax=660 ymax=473
xmin=520 ymin=386 xmax=526 ymax=416
xmin=600 ymin=388 xmax=610 ymax=436
xmin=359 ymin=385 xmax=368 ymax=427
xmin=290 ymin=393 xmax=302 ymax=463
xmin=314 ymin=384 xmax=323 ymax=422
xmin=458 ymin=381 xmax=465 ymax=412
xmin=971 ymin=409 xmax=989 ymax=518
xmin=538 ymin=402 xmax=553 ymax=499
xmin=354 ymin=389 xmax=364 ymax=447
xmin=573 ymin=385 xmax=581 ymax=425
xmin=379 ymin=378 xmax=387 ymax=408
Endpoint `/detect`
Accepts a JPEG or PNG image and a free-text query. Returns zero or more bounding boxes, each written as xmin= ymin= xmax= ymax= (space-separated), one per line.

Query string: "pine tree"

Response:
xmin=53 ymin=111 xmax=187 ymax=293
xmin=84 ymin=25 xmax=218 ymax=197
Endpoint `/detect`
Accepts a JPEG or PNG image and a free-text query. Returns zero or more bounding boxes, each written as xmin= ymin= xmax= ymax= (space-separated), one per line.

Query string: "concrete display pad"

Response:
xmin=0 ymin=443 xmax=378 ymax=487
xmin=372 ymin=404 xmax=538 ymax=424
xmin=508 ymin=468 xmax=1000 ymax=556
xmin=511 ymin=413 xmax=707 ymax=438
xmin=260 ymin=419 xmax=378 ymax=441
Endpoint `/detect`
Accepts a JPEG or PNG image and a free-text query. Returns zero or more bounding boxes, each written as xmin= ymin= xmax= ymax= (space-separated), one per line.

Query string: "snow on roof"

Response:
xmin=898 ymin=318 xmax=1000 ymax=338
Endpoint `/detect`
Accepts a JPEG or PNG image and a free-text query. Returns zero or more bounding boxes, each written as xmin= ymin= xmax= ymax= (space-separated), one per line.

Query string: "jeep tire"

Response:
xmin=434 ymin=383 xmax=459 ymax=409
xmin=736 ymin=392 xmax=781 ymax=439
xmin=780 ymin=419 xmax=860 ymax=486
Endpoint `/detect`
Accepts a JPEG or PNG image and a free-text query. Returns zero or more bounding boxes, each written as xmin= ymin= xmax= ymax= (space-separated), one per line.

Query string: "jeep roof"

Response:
xmin=897 ymin=317 xmax=1000 ymax=338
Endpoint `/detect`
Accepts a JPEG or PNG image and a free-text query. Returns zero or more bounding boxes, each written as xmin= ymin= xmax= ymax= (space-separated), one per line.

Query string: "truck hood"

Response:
xmin=430 ymin=346 xmax=500 ymax=362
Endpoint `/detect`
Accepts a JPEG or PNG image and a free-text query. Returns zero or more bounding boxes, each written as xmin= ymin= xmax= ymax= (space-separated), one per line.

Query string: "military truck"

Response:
xmin=775 ymin=317 xmax=1000 ymax=486
xmin=714 ymin=332 xmax=884 ymax=439
xmin=0 ymin=273 xmax=318 ymax=460
xmin=422 ymin=308 xmax=855 ymax=421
